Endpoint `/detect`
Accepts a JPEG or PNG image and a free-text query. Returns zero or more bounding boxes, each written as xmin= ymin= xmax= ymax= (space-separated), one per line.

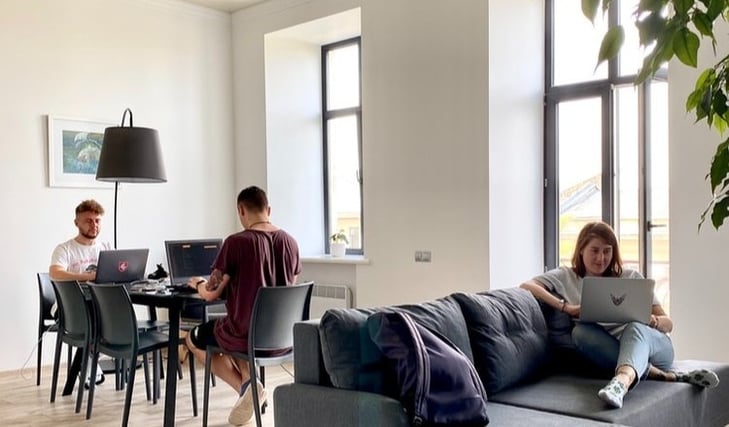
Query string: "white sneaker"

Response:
xmin=228 ymin=380 xmax=267 ymax=426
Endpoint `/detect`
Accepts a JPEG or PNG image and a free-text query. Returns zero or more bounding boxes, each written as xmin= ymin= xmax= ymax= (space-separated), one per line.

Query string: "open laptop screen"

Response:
xmin=94 ymin=249 xmax=149 ymax=284
xmin=165 ymin=239 xmax=222 ymax=286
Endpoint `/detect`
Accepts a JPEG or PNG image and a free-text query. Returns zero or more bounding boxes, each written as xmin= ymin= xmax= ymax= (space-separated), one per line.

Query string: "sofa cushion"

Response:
xmin=319 ymin=295 xmax=472 ymax=393
xmin=452 ymin=288 xmax=550 ymax=394
xmin=490 ymin=373 xmax=707 ymax=427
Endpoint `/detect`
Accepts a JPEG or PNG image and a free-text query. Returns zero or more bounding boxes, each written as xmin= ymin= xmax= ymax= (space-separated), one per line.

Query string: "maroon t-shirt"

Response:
xmin=212 ymin=228 xmax=301 ymax=352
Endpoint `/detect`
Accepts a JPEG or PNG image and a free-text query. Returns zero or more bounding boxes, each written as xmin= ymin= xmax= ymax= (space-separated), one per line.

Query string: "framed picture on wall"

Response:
xmin=47 ymin=116 xmax=115 ymax=188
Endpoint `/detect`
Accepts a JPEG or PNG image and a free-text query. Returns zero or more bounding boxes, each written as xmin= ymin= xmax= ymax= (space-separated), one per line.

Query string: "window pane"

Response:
xmin=553 ymin=0 xmax=608 ymax=85
xmin=650 ymin=81 xmax=670 ymax=311
xmin=615 ymin=86 xmax=640 ymax=272
xmin=619 ymin=0 xmax=644 ymax=76
xmin=558 ymin=98 xmax=603 ymax=265
xmin=327 ymin=115 xmax=361 ymax=250
xmin=326 ymin=44 xmax=360 ymax=110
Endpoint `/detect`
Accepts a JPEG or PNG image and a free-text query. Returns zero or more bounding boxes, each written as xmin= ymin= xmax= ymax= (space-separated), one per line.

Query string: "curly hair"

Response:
xmin=571 ymin=221 xmax=623 ymax=278
xmin=75 ymin=199 xmax=104 ymax=217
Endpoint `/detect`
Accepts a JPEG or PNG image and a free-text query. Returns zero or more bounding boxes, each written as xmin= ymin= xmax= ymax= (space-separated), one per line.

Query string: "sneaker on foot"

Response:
xmin=598 ymin=378 xmax=627 ymax=409
xmin=675 ymin=369 xmax=720 ymax=388
xmin=84 ymin=372 xmax=105 ymax=390
xmin=228 ymin=379 xmax=268 ymax=426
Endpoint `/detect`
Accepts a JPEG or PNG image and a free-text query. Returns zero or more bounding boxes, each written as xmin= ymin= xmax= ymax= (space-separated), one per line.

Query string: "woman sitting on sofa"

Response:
xmin=520 ymin=221 xmax=719 ymax=409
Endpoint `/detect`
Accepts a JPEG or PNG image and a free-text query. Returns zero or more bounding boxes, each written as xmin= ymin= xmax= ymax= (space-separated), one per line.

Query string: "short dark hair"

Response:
xmin=237 ymin=186 xmax=268 ymax=212
xmin=571 ymin=221 xmax=623 ymax=278
xmin=75 ymin=199 xmax=104 ymax=217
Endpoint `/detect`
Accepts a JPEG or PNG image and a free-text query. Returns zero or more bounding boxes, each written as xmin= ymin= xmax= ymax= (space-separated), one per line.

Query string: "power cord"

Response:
xmin=19 ymin=321 xmax=58 ymax=381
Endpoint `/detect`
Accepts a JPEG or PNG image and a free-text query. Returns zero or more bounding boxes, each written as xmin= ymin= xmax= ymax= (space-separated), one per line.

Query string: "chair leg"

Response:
xmin=86 ymin=351 xmax=100 ymax=420
xmin=250 ymin=361 xmax=263 ymax=427
xmin=189 ymin=352 xmax=198 ymax=416
xmin=211 ymin=371 xmax=216 ymax=387
xmin=177 ymin=358 xmax=183 ymax=380
xmin=36 ymin=325 xmax=43 ymax=386
xmin=142 ymin=353 xmax=151 ymax=401
xmin=202 ymin=349 xmax=212 ymax=427
xmin=75 ymin=347 xmax=90 ymax=414
xmin=260 ymin=366 xmax=267 ymax=414
xmin=114 ymin=358 xmax=122 ymax=391
xmin=66 ymin=344 xmax=73 ymax=378
xmin=49 ymin=334 xmax=63 ymax=402
xmin=122 ymin=357 xmax=137 ymax=427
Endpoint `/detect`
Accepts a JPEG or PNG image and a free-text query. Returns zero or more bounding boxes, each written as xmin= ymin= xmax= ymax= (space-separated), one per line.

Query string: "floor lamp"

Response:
xmin=95 ymin=108 xmax=167 ymax=249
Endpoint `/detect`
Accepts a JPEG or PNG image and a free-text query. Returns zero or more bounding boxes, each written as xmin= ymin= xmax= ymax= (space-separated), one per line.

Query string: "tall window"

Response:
xmin=322 ymin=37 xmax=362 ymax=254
xmin=545 ymin=1 xmax=670 ymax=309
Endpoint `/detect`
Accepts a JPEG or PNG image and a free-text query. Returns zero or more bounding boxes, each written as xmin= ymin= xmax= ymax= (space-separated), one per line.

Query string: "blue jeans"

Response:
xmin=571 ymin=322 xmax=674 ymax=384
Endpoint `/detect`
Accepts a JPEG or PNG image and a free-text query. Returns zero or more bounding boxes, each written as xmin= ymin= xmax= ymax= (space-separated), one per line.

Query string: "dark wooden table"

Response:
xmin=63 ymin=286 xmax=215 ymax=427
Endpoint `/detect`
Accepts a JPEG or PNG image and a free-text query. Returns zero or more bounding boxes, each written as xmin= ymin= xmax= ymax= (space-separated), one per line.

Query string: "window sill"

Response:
xmin=301 ymin=255 xmax=370 ymax=265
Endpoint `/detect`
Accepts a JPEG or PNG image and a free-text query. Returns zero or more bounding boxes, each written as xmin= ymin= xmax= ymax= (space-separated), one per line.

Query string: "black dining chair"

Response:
xmin=201 ymin=282 xmax=314 ymax=427
xmin=37 ymin=272 xmax=71 ymax=386
xmin=49 ymin=280 xmax=94 ymax=414
xmin=86 ymin=283 xmax=170 ymax=426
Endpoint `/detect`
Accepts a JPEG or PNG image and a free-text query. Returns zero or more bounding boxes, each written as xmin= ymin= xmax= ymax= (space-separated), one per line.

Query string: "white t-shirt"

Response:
xmin=50 ymin=238 xmax=112 ymax=273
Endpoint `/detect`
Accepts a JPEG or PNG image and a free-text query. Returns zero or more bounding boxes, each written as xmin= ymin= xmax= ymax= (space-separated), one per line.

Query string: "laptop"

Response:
xmin=580 ymin=277 xmax=655 ymax=324
xmin=94 ymin=248 xmax=149 ymax=284
xmin=164 ymin=239 xmax=222 ymax=288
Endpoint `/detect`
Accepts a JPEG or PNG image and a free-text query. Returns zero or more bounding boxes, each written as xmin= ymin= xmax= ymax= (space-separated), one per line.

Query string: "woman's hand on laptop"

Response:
xmin=563 ymin=304 xmax=581 ymax=318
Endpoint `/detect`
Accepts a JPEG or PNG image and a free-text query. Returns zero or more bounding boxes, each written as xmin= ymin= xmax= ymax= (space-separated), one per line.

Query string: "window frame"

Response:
xmin=321 ymin=36 xmax=363 ymax=255
xmin=544 ymin=0 xmax=667 ymax=271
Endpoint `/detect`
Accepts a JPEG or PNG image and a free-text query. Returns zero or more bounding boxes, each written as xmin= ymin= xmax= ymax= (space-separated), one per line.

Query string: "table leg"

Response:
xmin=163 ymin=305 xmax=180 ymax=427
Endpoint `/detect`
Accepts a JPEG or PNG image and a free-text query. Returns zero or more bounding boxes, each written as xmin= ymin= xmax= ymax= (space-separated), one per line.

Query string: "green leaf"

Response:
xmin=713 ymin=91 xmax=728 ymax=116
xmin=637 ymin=12 xmax=666 ymax=46
xmin=707 ymin=0 xmax=724 ymax=21
xmin=692 ymin=11 xmax=713 ymax=37
xmin=687 ymin=89 xmax=703 ymax=111
xmin=714 ymin=114 xmax=728 ymax=134
xmin=672 ymin=0 xmax=693 ymax=15
xmin=582 ymin=0 xmax=600 ymax=23
xmin=597 ymin=26 xmax=625 ymax=69
xmin=695 ymin=68 xmax=715 ymax=90
xmin=673 ymin=28 xmax=700 ymax=67
xmin=711 ymin=194 xmax=729 ymax=229
xmin=710 ymin=139 xmax=729 ymax=191
xmin=638 ymin=0 xmax=667 ymax=11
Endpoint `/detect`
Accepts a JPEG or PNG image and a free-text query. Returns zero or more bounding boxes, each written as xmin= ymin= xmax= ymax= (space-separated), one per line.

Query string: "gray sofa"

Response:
xmin=274 ymin=287 xmax=729 ymax=426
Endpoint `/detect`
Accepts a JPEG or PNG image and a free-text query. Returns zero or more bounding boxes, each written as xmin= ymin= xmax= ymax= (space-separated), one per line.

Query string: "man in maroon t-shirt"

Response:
xmin=185 ymin=186 xmax=301 ymax=426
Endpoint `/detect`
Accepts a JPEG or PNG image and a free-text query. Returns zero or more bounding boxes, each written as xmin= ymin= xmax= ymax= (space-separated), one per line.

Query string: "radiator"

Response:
xmin=309 ymin=283 xmax=352 ymax=319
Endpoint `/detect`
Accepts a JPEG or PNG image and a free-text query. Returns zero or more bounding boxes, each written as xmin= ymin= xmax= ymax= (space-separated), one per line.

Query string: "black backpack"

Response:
xmin=367 ymin=311 xmax=490 ymax=427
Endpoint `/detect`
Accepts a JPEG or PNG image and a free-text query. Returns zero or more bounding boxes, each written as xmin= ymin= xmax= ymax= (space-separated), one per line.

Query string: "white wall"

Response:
xmin=669 ymin=28 xmax=729 ymax=362
xmin=234 ymin=0 xmax=493 ymax=308
xmin=0 ymin=0 xmax=236 ymax=371
xmin=487 ymin=1 xmax=544 ymax=289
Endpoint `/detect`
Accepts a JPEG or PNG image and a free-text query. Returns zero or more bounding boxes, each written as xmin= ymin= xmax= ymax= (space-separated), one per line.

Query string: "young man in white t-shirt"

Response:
xmin=49 ymin=199 xmax=111 ymax=388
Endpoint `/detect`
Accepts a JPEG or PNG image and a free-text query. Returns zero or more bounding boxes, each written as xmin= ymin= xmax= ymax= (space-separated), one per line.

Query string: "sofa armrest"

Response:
xmin=294 ymin=320 xmax=330 ymax=386
xmin=274 ymin=383 xmax=409 ymax=427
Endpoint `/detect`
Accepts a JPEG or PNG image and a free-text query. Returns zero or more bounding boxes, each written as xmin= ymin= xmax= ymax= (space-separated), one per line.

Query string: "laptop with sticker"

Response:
xmin=580 ymin=277 xmax=655 ymax=324
xmin=94 ymin=248 xmax=149 ymax=284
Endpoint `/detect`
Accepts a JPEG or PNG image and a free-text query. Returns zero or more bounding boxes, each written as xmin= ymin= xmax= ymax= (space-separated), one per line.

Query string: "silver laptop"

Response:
xmin=580 ymin=277 xmax=655 ymax=324
xmin=164 ymin=239 xmax=222 ymax=288
xmin=94 ymin=249 xmax=149 ymax=284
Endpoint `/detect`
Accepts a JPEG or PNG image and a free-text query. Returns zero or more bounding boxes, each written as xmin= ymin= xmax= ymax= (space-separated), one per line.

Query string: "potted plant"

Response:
xmin=585 ymin=0 xmax=729 ymax=230
xmin=330 ymin=230 xmax=348 ymax=257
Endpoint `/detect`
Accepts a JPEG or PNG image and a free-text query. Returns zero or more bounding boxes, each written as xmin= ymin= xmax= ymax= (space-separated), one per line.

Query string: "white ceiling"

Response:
xmin=178 ymin=0 xmax=267 ymax=12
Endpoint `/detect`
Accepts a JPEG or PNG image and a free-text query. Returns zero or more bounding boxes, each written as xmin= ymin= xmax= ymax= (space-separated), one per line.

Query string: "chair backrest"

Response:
xmin=249 ymin=282 xmax=314 ymax=351
xmin=51 ymin=280 xmax=91 ymax=339
xmin=38 ymin=272 xmax=56 ymax=321
xmin=87 ymin=284 xmax=138 ymax=355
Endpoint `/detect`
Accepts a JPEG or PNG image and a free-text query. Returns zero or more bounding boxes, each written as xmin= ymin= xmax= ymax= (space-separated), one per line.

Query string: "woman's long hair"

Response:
xmin=571 ymin=221 xmax=623 ymax=278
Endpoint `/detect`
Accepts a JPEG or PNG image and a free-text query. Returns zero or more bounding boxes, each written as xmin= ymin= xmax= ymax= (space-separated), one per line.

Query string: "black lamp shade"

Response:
xmin=96 ymin=126 xmax=167 ymax=183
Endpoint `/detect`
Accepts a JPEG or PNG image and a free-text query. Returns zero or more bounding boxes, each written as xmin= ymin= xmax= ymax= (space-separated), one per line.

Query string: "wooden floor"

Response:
xmin=0 ymin=357 xmax=293 ymax=426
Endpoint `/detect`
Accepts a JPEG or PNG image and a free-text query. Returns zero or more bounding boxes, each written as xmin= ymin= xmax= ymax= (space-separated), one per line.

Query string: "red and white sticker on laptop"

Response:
xmin=118 ymin=261 xmax=129 ymax=272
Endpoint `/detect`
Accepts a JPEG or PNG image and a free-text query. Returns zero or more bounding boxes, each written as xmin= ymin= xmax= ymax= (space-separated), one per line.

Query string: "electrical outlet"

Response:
xmin=414 ymin=250 xmax=432 ymax=262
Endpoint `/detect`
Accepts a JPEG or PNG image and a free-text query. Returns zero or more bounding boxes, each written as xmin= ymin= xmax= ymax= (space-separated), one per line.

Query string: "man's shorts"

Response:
xmin=189 ymin=319 xmax=219 ymax=350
